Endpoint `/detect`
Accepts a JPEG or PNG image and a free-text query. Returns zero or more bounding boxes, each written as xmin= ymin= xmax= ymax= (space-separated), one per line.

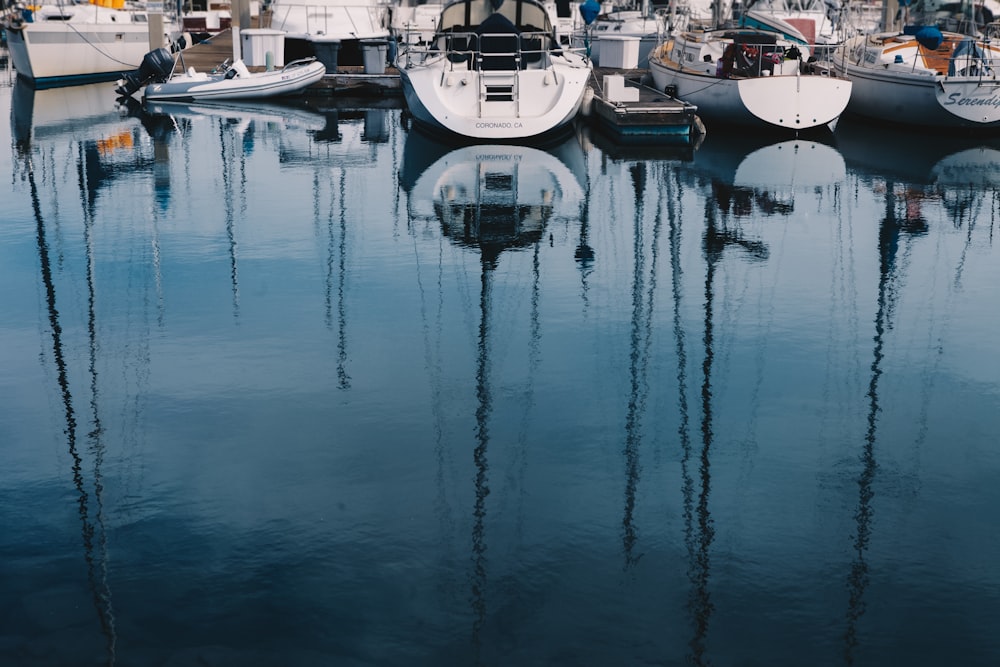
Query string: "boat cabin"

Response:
xmin=433 ymin=0 xmax=559 ymax=69
xmin=717 ymin=30 xmax=792 ymax=78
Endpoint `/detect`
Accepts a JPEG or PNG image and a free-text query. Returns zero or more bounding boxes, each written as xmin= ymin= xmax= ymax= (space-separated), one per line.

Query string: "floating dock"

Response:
xmin=585 ymin=68 xmax=703 ymax=144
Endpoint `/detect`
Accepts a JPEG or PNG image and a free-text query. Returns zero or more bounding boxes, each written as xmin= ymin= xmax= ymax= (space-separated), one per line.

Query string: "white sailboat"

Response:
xmin=396 ymin=0 xmax=592 ymax=140
xmin=1 ymin=0 xmax=184 ymax=87
xmin=648 ymin=26 xmax=852 ymax=131
xmin=835 ymin=22 xmax=1000 ymax=130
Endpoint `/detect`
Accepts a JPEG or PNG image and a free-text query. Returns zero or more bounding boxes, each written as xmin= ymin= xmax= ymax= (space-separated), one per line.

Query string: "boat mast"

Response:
xmin=882 ymin=0 xmax=901 ymax=33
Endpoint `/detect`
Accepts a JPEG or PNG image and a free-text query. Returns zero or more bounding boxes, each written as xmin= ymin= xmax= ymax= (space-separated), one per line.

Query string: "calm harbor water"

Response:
xmin=1 ymin=62 xmax=999 ymax=666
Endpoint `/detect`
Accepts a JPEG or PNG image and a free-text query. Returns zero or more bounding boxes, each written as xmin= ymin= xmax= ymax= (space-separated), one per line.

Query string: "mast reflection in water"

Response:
xmin=402 ymin=129 xmax=585 ymax=662
xmin=15 ymin=80 xmax=129 ymax=666
xmin=2 ymin=81 xmax=1000 ymax=666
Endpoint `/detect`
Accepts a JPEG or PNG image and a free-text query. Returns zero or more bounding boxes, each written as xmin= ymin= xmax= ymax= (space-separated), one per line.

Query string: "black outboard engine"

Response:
xmin=115 ymin=48 xmax=175 ymax=98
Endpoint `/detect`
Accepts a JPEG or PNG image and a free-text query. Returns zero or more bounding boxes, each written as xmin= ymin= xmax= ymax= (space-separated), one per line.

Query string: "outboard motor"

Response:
xmin=115 ymin=48 xmax=175 ymax=98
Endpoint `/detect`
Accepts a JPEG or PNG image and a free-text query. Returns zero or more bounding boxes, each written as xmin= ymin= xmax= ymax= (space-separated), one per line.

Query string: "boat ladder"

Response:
xmin=477 ymin=71 xmax=520 ymax=118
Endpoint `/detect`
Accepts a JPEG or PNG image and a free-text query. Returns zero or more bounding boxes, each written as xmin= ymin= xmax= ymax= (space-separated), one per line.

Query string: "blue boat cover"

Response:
xmin=579 ymin=0 xmax=600 ymax=25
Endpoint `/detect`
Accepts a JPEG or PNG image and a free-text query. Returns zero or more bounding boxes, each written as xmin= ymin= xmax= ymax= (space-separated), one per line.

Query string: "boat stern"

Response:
xmin=936 ymin=79 xmax=1000 ymax=125
xmin=400 ymin=58 xmax=590 ymax=139
xmin=737 ymin=74 xmax=852 ymax=131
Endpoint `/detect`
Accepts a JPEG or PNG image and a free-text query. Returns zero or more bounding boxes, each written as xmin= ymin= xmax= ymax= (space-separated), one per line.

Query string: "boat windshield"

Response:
xmin=438 ymin=0 xmax=553 ymax=33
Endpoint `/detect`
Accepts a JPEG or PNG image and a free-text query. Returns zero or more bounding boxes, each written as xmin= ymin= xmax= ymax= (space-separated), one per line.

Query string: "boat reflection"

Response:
xmin=12 ymin=80 xmax=161 ymax=202
xmin=12 ymin=80 xmax=170 ymax=322
xmin=690 ymin=130 xmax=846 ymax=219
xmin=837 ymin=118 xmax=1000 ymax=234
xmin=278 ymin=104 xmax=393 ymax=167
xmin=836 ymin=118 xmax=1000 ymax=185
xmin=135 ymin=97 xmax=329 ymax=320
xmin=695 ymin=158 xmax=773 ymax=665
xmin=12 ymin=79 xmax=132 ymax=666
xmin=401 ymin=127 xmax=586 ymax=265
xmin=138 ymin=96 xmax=394 ymax=173
xmin=11 ymin=79 xmax=125 ymax=143
xmin=400 ymin=129 xmax=585 ymax=661
xmin=574 ymin=121 xmax=700 ymax=163
xmin=141 ymin=98 xmax=328 ymax=134
xmin=843 ymin=155 xmax=933 ymax=663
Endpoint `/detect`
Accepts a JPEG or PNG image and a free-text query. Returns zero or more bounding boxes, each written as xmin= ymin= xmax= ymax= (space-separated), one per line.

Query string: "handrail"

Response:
xmin=268 ymin=1 xmax=389 ymax=37
xmin=712 ymin=40 xmax=804 ymax=78
xmin=401 ymin=28 xmax=589 ymax=70
xmin=945 ymin=43 xmax=1000 ymax=78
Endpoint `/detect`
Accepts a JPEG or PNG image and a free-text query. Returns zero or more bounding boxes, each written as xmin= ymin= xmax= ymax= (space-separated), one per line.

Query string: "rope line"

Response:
xmin=37 ymin=3 xmax=176 ymax=68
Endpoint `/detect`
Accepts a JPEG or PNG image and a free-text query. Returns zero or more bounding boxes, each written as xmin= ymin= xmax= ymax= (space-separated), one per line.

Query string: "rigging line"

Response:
xmin=151 ymin=193 xmax=165 ymax=328
xmin=57 ymin=5 xmax=172 ymax=69
xmin=510 ymin=240 xmax=542 ymax=548
xmin=576 ymin=134 xmax=594 ymax=314
xmin=666 ymin=165 xmax=696 ymax=569
xmin=644 ymin=168 xmax=669 ymax=394
xmin=641 ymin=164 xmax=665 ymax=447
xmin=904 ymin=183 xmax=979 ymax=502
xmin=318 ymin=170 xmax=334 ymax=329
xmin=217 ymin=120 xmax=238 ymax=320
xmin=180 ymin=115 xmax=194 ymax=210
xmin=121 ymin=199 xmax=155 ymax=525
xmin=236 ymin=120 xmax=249 ymax=315
xmin=736 ymin=177 xmax=787 ymax=483
xmin=227 ymin=121 xmax=243 ymax=319
xmin=952 ymin=184 xmax=982 ymax=289
xmin=470 ymin=257 xmax=492 ymax=667
xmin=408 ymin=198 xmax=455 ymax=548
xmin=688 ymin=190 xmax=720 ymax=667
xmin=623 ymin=161 xmax=666 ymax=570
xmin=622 ymin=162 xmax=647 ymax=569
xmin=821 ymin=180 xmax=858 ymax=447
xmin=665 ymin=71 xmax=731 ymax=98
xmin=320 ymin=161 xmax=342 ymax=361
xmin=992 ymin=189 xmax=998 ymax=245
xmin=337 ymin=168 xmax=351 ymax=390
xmin=842 ymin=177 xmax=863 ymax=414
xmin=30 ymin=153 xmax=114 ymax=665
xmin=902 ymin=210 xmax=946 ymax=486
xmin=845 ymin=180 xmax=916 ymax=665
xmin=40 ymin=144 xmax=71 ymax=272
xmin=390 ymin=109 xmax=402 ymax=240
xmin=881 ymin=188 xmax=919 ymax=331
xmin=77 ymin=143 xmax=118 ymax=666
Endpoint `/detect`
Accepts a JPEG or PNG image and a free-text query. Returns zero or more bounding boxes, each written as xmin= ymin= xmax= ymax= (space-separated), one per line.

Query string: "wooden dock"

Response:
xmin=173 ymin=26 xmax=401 ymax=96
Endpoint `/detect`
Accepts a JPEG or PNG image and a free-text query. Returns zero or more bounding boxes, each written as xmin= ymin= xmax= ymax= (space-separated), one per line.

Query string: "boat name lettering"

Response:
xmin=476 ymin=154 xmax=514 ymax=160
xmin=475 ymin=122 xmax=523 ymax=129
xmin=943 ymin=92 xmax=1000 ymax=108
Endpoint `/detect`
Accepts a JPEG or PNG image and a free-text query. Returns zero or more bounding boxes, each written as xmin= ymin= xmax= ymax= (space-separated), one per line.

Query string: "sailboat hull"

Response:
xmin=837 ymin=32 xmax=1000 ymax=131
xmin=3 ymin=7 xmax=180 ymax=88
xmin=648 ymin=32 xmax=851 ymax=132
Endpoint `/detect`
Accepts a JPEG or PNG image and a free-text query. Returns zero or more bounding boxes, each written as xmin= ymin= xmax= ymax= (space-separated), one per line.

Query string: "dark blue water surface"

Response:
xmin=1 ymin=66 xmax=999 ymax=667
